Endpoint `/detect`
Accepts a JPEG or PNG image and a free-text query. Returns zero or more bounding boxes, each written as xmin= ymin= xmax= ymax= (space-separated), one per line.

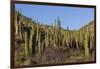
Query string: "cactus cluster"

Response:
xmin=14 ymin=10 xmax=95 ymax=65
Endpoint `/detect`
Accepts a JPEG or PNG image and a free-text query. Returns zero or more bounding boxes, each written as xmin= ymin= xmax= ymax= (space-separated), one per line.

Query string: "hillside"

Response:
xmin=14 ymin=11 xmax=95 ymax=67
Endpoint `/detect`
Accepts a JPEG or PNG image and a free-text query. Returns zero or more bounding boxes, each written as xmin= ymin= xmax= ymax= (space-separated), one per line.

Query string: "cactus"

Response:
xmin=36 ymin=22 xmax=39 ymax=53
xmin=24 ymin=32 xmax=29 ymax=56
xmin=84 ymin=33 xmax=90 ymax=58
xmin=18 ymin=10 xmax=23 ymax=40
xmin=36 ymin=22 xmax=41 ymax=55
xmin=54 ymin=28 xmax=57 ymax=47
xmin=38 ymin=33 xmax=41 ymax=54
xmin=75 ymin=32 xmax=79 ymax=49
xmin=15 ymin=11 xmax=18 ymax=35
xmin=45 ymin=29 xmax=49 ymax=47
xmin=29 ymin=25 xmax=35 ymax=56
xmin=14 ymin=11 xmax=94 ymax=64
xmin=19 ymin=21 xmax=22 ymax=40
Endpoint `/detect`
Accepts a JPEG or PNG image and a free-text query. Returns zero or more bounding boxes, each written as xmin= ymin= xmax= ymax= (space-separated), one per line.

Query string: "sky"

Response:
xmin=15 ymin=4 xmax=94 ymax=30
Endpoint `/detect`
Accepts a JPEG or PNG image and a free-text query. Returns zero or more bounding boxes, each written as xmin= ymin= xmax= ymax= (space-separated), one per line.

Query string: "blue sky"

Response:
xmin=15 ymin=4 xmax=94 ymax=30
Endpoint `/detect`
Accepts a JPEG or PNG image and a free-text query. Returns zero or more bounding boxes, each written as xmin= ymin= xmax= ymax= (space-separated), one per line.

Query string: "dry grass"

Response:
xmin=15 ymin=46 xmax=94 ymax=66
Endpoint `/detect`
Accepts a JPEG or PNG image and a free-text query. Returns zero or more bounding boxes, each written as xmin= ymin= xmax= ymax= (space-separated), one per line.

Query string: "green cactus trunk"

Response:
xmin=38 ymin=33 xmax=41 ymax=54
xmin=54 ymin=29 xmax=57 ymax=47
xmin=84 ymin=34 xmax=90 ymax=58
xmin=36 ymin=23 xmax=39 ymax=54
xmin=29 ymin=25 xmax=35 ymax=56
xmin=18 ymin=11 xmax=22 ymax=40
xmin=19 ymin=22 xmax=22 ymax=40
xmin=15 ymin=11 xmax=18 ymax=36
xmin=36 ymin=23 xmax=41 ymax=55
xmin=24 ymin=32 xmax=29 ymax=56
